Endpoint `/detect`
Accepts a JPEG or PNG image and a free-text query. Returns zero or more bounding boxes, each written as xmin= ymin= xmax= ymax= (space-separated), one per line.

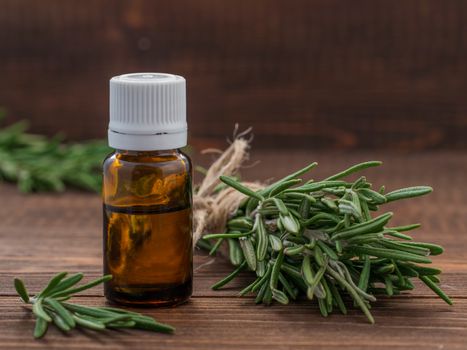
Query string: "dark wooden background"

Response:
xmin=1 ymin=0 xmax=467 ymax=150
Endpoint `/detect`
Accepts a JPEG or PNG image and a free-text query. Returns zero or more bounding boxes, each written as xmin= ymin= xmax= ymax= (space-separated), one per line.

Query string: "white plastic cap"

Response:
xmin=108 ymin=73 xmax=187 ymax=151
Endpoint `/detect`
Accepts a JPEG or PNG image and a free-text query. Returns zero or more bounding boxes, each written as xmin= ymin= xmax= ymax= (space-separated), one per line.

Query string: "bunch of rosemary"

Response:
xmin=14 ymin=273 xmax=174 ymax=338
xmin=204 ymin=161 xmax=452 ymax=323
xmin=0 ymin=111 xmax=109 ymax=192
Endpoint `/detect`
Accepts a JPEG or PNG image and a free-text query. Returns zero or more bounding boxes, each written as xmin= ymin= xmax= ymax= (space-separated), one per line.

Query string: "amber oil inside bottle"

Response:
xmin=103 ymin=149 xmax=192 ymax=306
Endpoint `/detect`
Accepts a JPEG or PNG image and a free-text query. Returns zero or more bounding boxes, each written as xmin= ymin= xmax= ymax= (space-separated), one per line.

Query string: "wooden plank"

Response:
xmin=1 ymin=297 xmax=466 ymax=349
xmin=1 ymin=152 xmax=466 ymax=348
xmin=1 ymin=268 xmax=466 ymax=299
xmin=1 ymin=1 xmax=467 ymax=150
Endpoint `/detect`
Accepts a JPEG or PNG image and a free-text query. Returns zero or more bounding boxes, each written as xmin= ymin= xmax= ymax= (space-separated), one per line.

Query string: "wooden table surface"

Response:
xmin=1 ymin=151 xmax=466 ymax=349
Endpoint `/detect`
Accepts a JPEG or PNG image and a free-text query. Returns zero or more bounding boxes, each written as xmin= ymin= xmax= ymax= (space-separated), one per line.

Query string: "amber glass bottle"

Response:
xmin=103 ymin=73 xmax=192 ymax=306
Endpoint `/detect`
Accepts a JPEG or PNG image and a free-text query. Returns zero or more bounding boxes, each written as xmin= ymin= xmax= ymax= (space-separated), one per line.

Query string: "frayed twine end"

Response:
xmin=193 ymin=128 xmax=263 ymax=245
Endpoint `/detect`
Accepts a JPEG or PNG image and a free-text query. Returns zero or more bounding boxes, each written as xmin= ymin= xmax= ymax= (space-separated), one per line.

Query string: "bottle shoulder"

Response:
xmin=103 ymin=150 xmax=191 ymax=172
xmin=103 ymin=149 xmax=192 ymax=208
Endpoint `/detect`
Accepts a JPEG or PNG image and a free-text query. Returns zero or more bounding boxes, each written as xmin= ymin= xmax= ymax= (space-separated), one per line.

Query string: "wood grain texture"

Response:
xmin=1 ymin=1 xmax=467 ymax=150
xmin=0 ymin=151 xmax=466 ymax=349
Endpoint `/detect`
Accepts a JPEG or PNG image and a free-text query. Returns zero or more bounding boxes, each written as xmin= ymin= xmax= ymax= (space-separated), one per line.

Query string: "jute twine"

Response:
xmin=193 ymin=136 xmax=263 ymax=245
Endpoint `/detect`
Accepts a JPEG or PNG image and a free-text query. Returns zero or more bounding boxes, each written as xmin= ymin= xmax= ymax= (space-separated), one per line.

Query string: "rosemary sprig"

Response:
xmin=204 ymin=161 xmax=452 ymax=323
xmin=14 ymin=273 xmax=174 ymax=338
xmin=0 ymin=111 xmax=110 ymax=192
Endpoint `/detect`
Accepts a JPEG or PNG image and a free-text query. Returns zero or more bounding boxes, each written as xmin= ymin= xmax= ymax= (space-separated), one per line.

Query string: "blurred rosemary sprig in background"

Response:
xmin=0 ymin=110 xmax=109 ymax=192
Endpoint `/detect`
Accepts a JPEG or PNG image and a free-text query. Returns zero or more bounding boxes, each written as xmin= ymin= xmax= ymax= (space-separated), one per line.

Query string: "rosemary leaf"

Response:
xmin=389 ymin=223 xmax=421 ymax=232
xmin=385 ymin=186 xmax=433 ymax=203
xmin=261 ymin=162 xmax=317 ymax=197
xmin=209 ymin=238 xmax=224 ymax=255
xmin=38 ymin=272 xmax=68 ymax=298
xmin=45 ymin=298 xmax=76 ymax=328
xmin=212 ymin=261 xmax=247 ymax=290
xmin=32 ymin=299 xmax=52 ymax=324
xmin=49 ymin=273 xmax=84 ymax=295
xmin=419 ymin=276 xmax=453 ymax=305
xmin=132 ymin=317 xmax=175 ymax=334
xmin=51 ymin=275 xmax=113 ymax=298
xmin=14 ymin=278 xmax=29 ymax=303
xmin=325 ymin=161 xmax=382 ymax=181
xmin=228 ymin=238 xmax=244 ymax=266
xmin=239 ymin=238 xmax=257 ymax=270
xmin=331 ymin=212 xmax=393 ymax=241
xmin=73 ymin=314 xmax=106 ymax=330
xmin=255 ymin=214 xmax=268 ymax=261
xmin=349 ymin=246 xmax=432 ymax=264
xmin=220 ymin=175 xmax=264 ymax=200
xmin=33 ymin=317 xmax=49 ymax=339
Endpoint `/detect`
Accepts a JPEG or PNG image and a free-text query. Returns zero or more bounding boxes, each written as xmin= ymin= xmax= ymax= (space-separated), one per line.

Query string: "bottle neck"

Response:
xmin=108 ymin=129 xmax=187 ymax=151
xmin=114 ymin=149 xmax=181 ymax=157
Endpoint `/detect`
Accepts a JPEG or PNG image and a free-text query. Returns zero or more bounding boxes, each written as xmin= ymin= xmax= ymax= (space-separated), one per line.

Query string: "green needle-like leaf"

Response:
xmin=45 ymin=298 xmax=76 ymax=328
xmin=325 ymin=161 xmax=382 ymax=181
xmin=33 ymin=317 xmax=49 ymax=339
xmin=49 ymin=273 xmax=84 ymax=295
xmin=14 ymin=278 xmax=29 ymax=303
xmin=203 ymin=231 xmax=253 ymax=240
xmin=132 ymin=317 xmax=175 ymax=334
xmin=389 ymin=223 xmax=421 ymax=232
xmin=220 ymin=175 xmax=264 ymax=200
xmin=331 ymin=212 xmax=393 ymax=241
xmin=73 ymin=315 xmax=106 ymax=331
xmin=261 ymin=162 xmax=317 ymax=197
xmin=358 ymin=256 xmax=371 ymax=292
xmin=270 ymin=250 xmax=285 ymax=291
xmin=272 ymin=288 xmax=289 ymax=305
xmin=61 ymin=302 xmax=115 ymax=318
xmin=280 ymin=213 xmax=300 ymax=234
xmin=269 ymin=235 xmax=283 ymax=251
xmin=401 ymin=242 xmax=444 ymax=256
xmin=301 ymin=255 xmax=315 ymax=286
xmin=49 ymin=311 xmax=72 ymax=332
xmin=385 ymin=186 xmax=433 ymax=202
xmin=32 ymin=298 xmax=52 ymax=322
xmin=358 ymin=188 xmax=387 ymax=204
xmin=211 ymin=261 xmax=247 ymax=290
xmin=349 ymin=246 xmax=432 ymax=264
xmin=255 ymin=215 xmax=268 ymax=261
xmin=269 ymin=179 xmax=302 ymax=197
xmin=228 ymin=238 xmax=244 ymax=266
xmin=419 ymin=275 xmax=453 ymax=305
xmin=239 ymin=238 xmax=257 ymax=271
xmin=38 ymin=272 xmax=68 ymax=298
xmin=326 ymin=266 xmax=374 ymax=324
xmin=316 ymin=241 xmax=338 ymax=260
xmin=52 ymin=275 xmax=112 ymax=298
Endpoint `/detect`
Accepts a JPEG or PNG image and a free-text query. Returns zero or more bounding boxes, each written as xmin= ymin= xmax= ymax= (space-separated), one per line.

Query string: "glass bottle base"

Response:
xmin=104 ymin=279 xmax=192 ymax=307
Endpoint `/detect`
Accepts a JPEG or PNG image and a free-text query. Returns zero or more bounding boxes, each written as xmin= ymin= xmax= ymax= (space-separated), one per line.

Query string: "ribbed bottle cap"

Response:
xmin=108 ymin=73 xmax=187 ymax=151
